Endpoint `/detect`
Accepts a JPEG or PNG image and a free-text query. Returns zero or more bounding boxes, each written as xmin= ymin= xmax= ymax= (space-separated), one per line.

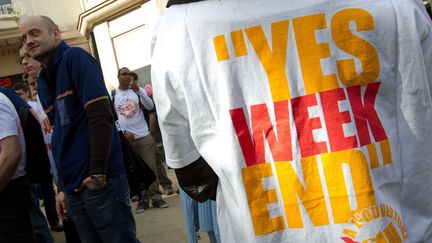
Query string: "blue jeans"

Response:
xmin=31 ymin=184 xmax=54 ymax=243
xmin=65 ymin=175 xmax=139 ymax=243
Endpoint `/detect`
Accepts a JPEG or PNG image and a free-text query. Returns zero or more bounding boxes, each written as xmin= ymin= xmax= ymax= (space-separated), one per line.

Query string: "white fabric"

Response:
xmin=113 ymin=87 xmax=154 ymax=139
xmin=28 ymin=96 xmax=58 ymax=182
xmin=152 ymin=0 xmax=432 ymax=242
xmin=0 ymin=93 xmax=26 ymax=179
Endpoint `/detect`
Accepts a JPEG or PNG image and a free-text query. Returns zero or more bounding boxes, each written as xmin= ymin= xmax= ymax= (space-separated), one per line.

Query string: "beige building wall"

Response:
xmin=0 ymin=0 xmax=168 ymax=89
xmin=0 ymin=0 xmax=88 ymax=79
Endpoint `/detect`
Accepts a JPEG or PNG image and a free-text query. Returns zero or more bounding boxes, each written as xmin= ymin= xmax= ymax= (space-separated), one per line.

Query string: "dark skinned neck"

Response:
xmin=118 ymin=84 xmax=129 ymax=90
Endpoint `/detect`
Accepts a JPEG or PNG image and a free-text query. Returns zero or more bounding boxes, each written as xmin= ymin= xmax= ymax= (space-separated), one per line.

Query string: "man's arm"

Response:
xmin=137 ymin=88 xmax=154 ymax=111
xmin=129 ymin=81 xmax=155 ymax=111
xmin=75 ymin=98 xmax=113 ymax=192
xmin=65 ymin=48 xmax=115 ymax=191
xmin=0 ymin=135 xmax=21 ymax=191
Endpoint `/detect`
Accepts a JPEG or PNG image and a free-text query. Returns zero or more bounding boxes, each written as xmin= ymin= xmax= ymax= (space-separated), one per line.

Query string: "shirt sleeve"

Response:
xmin=151 ymin=12 xmax=201 ymax=169
xmin=64 ymin=48 xmax=109 ymax=108
xmin=138 ymin=87 xmax=155 ymax=111
xmin=419 ymin=8 xmax=432 ymax=96
xmin=392 ymin=1 xmax=432 ymax=241
xmin=0 ymin=94 xmax=19 ymax=141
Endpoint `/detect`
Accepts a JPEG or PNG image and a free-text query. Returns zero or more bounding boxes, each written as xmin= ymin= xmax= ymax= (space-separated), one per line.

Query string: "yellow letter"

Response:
xmin=321 ymin=149 xmax=376 ymax=223
xmin=213 ymin=34 xmax=230 ymax=61
xmin=242 ymin=163 xmax=286 ymax=235
xmin=383 ymin=223 xmax=403 ymax=243
xmin=231 ymin=30 xmax=248 ymax=57
xmin=293 ymin=13 xmax=339 ymax=95
xmin=331 ymin=8 xmax=380 ymax=87
xmin=276 ymin=157 xmax=330 ymax=228
xmin=245 ymin=21 xmax=291 ymax=101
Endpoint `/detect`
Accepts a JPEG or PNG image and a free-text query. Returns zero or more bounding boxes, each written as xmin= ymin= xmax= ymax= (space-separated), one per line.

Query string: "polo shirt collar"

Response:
xmin=42 ymin=41 xmax=69 ymax=83
xmin=53 ymin=41 xmax=69 ymax=66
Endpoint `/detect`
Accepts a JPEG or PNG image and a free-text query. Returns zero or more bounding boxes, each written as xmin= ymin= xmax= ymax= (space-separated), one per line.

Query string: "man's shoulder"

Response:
xmin=61 ymin=46 xmax=94 ymax=64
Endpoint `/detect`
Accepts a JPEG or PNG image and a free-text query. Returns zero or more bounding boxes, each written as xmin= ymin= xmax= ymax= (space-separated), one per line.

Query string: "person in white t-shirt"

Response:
xmin=0 ymin=92 xmax=34 ymax=242
xmin=152 ymin=0 xmax=432 ymax=242
xmin=11 ymin=82 xmax=58 ymax=242
xmin=113 ymin=67 xmax=169 ymax=213
xmin=13 ymin=77 xmax=58 ymax=183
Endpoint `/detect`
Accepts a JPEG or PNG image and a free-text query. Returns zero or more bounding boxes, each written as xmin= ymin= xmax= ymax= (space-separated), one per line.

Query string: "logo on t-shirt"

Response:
xmin=117 ymin=98 xmax=139 ymax=119
xmin=212 ymin=7 xmax=405 ymax=240
xmin=341 ymin=204 xmax=407 ymax=243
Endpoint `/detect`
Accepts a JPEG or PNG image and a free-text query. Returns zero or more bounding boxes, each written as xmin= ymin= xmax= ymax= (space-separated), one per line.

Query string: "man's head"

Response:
xmin=117 ymin=67 xmax=132 ymax=87
xmin=19 ymin=44 xmax=42 ymax=78
xmin=129 ymin=72 xmax=138 ymax=82
xmin=12 ymin=82 xmax=30 ymax=102
xmin=18 ymin=16 xmax=61 ymax=65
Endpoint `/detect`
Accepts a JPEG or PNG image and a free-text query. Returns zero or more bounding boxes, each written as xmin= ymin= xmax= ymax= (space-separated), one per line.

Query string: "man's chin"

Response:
xmin=29 ymin=50 xmax=42 ymax=61
xmin=29 ymin=71 xmax=39 ymax=78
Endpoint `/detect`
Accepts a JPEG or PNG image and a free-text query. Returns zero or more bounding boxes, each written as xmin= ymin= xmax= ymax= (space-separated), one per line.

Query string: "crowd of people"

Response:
xmin=0 ymin=0 xmax=431 ymax=242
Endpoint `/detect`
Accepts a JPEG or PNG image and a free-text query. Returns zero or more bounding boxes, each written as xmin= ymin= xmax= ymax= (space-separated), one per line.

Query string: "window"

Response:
xmin=0 ymin=0 xmax=11 ymax=6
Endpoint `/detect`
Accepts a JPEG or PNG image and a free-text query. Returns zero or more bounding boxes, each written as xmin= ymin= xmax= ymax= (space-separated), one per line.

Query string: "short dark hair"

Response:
xmin=130 ymin=72 xmax=138 ymax=81
xmin=118 ymin=67 xmax=129 ymax=77
xmin=11 ymin=82 xmax=29 ymax=92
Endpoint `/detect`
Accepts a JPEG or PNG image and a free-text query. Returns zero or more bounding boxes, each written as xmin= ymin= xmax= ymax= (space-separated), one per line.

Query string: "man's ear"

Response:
xmin=53 ymin=27 xmax=61 ymax=42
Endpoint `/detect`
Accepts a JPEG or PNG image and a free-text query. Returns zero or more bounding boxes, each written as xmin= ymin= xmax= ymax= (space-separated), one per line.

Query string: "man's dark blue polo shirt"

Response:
xmin=37 ymin=41 xmax=124 ymax=193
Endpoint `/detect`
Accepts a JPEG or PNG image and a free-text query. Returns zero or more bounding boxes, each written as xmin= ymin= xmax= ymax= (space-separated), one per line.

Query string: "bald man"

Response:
xmin=19 ymin=16 xmax=139 ymax=243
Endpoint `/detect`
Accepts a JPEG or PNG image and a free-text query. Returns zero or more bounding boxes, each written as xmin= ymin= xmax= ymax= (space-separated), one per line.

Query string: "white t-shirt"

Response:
xmin=152 ymin=0 xmax=432 ymax=242
xmin=113 ymin=87 xmax=154 ymax=139
xmin=29 ymin=96 xmax=57 ymax=182
xmin=0 ymin=93 xmax=26 ymax=180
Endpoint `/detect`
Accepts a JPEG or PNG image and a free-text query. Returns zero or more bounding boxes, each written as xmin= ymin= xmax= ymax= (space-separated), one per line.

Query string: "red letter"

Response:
xmin=292 ymin=94 xmax=327 ymax=157
xmin=320 ymin=88 xmax=357 ymax=151
xmin=347 ymin=82 xmax=387 ymax=146
xmin=251 ymin=101 xmax=292 ymax=163
xmin=4 ymin=78 xmax=11 ymax=87
xmin=230 ymin=107 xmax=256 ymax=166
xmin=230 ymin=101 xmax=293 ymax=167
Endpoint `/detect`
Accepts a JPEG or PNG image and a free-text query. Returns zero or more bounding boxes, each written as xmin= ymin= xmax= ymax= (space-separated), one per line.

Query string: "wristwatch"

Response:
xmin=90 ymin=174 xmax=106 ymax=183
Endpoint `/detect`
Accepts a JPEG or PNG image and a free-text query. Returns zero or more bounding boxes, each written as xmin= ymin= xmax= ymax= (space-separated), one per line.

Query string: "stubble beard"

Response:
xmin=31 ymin=45 xmax=56 ymax=67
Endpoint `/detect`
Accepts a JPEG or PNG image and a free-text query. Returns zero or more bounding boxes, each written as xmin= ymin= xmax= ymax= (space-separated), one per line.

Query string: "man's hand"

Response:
xmin=129 ymin=80 xmax=139 ymax=92
xmin=56 ymin=191 xmax=69 ymax=221
xmin=123 ymin=131 xmax=135 ymax=142
xmin=74 ymin=175 xmax=106 ymax=193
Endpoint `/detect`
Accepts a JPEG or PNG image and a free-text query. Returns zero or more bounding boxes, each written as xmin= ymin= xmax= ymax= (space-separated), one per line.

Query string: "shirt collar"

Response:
xmin=41 ymin=41 xmax=69 ymax=82
xmin=53 ymin=41 xmax=69 ymax=65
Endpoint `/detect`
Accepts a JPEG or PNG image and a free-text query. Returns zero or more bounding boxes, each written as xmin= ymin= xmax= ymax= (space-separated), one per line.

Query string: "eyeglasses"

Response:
xmin=120 ymin=72 xmax=131 ymax=76
xmin=17 ymin=54 xmax=31 ymax=64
